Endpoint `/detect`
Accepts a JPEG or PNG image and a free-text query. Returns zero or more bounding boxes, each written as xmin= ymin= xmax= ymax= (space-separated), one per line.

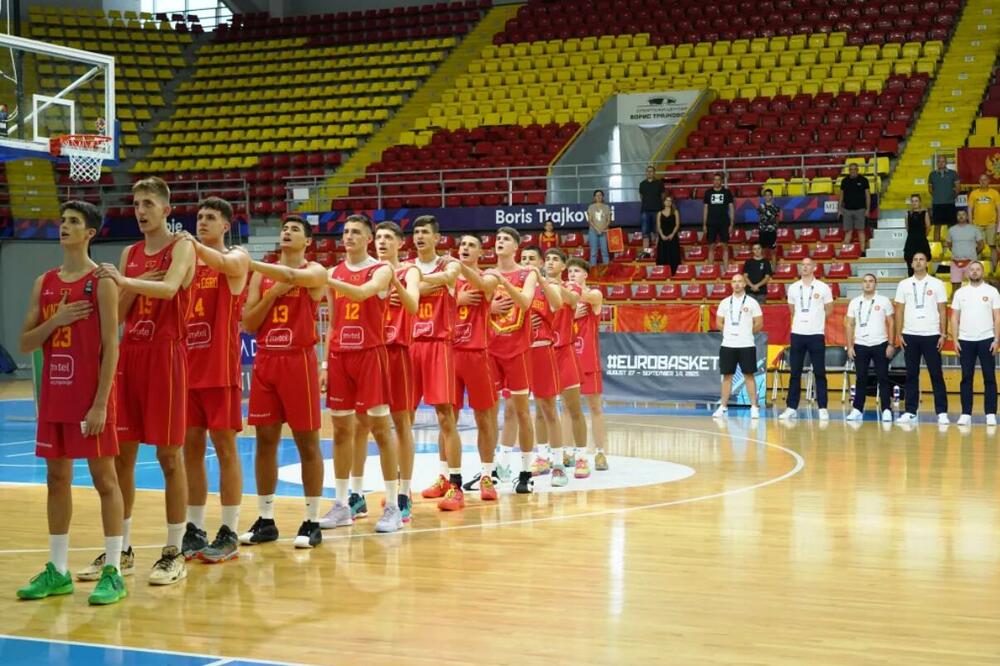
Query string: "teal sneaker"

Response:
xmin=495 ymin=463 xmax=513 ymax=483
xmin=551 ymin=466 xmax=569 ymax=487
xmin=17 ymin=562 xmax=73 ymax=600
xmin=398 ymin=494 xmax=412 ymax=523
xmin=88 ymin=565 xmax=127 ymax=606
xmin=349 ymin=493 xmax=368 ymax=519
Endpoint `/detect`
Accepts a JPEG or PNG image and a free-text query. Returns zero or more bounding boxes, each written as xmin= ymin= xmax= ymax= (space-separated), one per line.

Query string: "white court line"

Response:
xmin=0 ymin=440 xmax=34 ymax=447
xmin=203 ymin=660 xmax=233 ymax=666
xmin=0 ymin=422 xmax=804 ymax=554
xmin=5 ymin=451 xmax=36 ymax=458
xmin=0 ymin=634 xmax=310 ymax=666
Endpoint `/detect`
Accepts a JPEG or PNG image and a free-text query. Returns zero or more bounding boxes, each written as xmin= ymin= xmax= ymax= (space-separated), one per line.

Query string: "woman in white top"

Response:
xmin=713 ymin=274 xmax=763 ymax=419
xmin=948 ymin=261 xmax=1000 ymax=425
xmin=844 ymin=274 xmax=895 ymax=422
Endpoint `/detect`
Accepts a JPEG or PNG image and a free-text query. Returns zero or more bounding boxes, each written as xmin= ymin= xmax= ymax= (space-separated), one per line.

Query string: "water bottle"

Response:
xmin=892 ymin=385 xmax=901 ymax=407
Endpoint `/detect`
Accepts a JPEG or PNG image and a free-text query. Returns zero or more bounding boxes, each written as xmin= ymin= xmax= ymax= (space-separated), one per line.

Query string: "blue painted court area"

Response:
xmin=0 ymin=635 xmax=307 ymax=666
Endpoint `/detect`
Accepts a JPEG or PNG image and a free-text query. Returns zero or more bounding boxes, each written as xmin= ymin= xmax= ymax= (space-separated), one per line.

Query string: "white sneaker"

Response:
xmin=845 ymin=408 xmax=863 ymax=421
xmin=712 ymin=406 xmax=728 ymax=419
xmin=818 ymin=408 xmax=830 ymax=421
xmin=956 ymin=414 xmax=971 ymax=426
xmin=778 ymin=408 xmax=797 ymax=420
xmin=938 ymin=413 xmax=951 ymax=425
xmin=749 ymin=406 xmax=760 ymax=419
xmin=148 ymin=546 xmax=186 ymax=586
xmin=318 ymin=502 xmax=353 ymax=530
xmin=896 ymin=413 xmax=917 ymax=424
xmin=375 ymin=504 xmax=403 ymax=533
xmin=881 ymin=409 xmax=893 ymax=423
xmin=987 ymin=414 xmax=997 ymax=426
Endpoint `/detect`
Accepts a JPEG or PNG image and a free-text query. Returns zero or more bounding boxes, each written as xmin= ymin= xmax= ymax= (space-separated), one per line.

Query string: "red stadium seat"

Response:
xmin=722 ymin=264 xmax=741 ymax=279
xmin=811 ymin=243 xmax=835 ymax=260
xmin=613 ymin=248 xmax=638 ymax=262
xmin=697 ymin=264 xmax=721 ymax=280
xmin=632 ymin=284 xmax=656 ymax=300
xmin=820 ymin=227 xmax=845 ymax=243
xmin=708 ymin=283 xmax=732 ymax=299
xmin=813 ymin=263 xmax=826 ymax=278
xmin=646 ymin=265 xmax=671 ymax=280
xmin=684 ymin=246 xmax=708 ymax=262
xmin=627 ymin=231 xmax=645 ymax=247
xmin=731 ymin=245 xmax=752 ymax=261
xmin=797 ymin=228 xmax=820 ymax=242
xmin=605 ymin=285 xmax=629 ymax=301
xmin=657 ymin=284 xmax=682 ymax=300
xmin=825 ymin=262 xmax=852 ymax=279
xmin=782 ymin=244 xmax=808 ymax=260
xmin=766 ymin=282 xmax=786 ymax=300
xmin=837 ymin=243 xmax=863 ymax=259
xmin=776 ymin=227 xmax=795 ymax=244
xmin=773 ymin=263 xmax=796 ymax=280
xmin=678 ymin=229 xmax=700 ymax=245
xmin=682 ymin=283 xmax=707 ymax=300
xmin=561 ymin=233 xmax=583 ymax=247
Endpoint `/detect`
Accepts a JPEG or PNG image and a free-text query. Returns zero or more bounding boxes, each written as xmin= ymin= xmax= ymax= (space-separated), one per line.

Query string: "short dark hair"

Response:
xmin=413 ymin=215 xmax=439 ymax=233
xmin=593 ymin=189 xmax=604 ymax=197
xmin=910 ymin=193 xmax=922 ymax=199
xmin=497 ymin=226 xmax=521 ymax=244
xmin=544 ymin=247 xmax=567 ymax=261
xmin=198 ymin=196 xmax=232 ymax=222
xmin=374 ymin=220 xmax=403 ymax=239
xmin=762 ymin=188 xmax=773 ymax=195
xmin=713 ymin=173 xmax=723 ymax=180
xmin=283 ymin=214 xmax=313 ymax=238
xmin=566 ymin=257 xmax=590 ymax=273
xmin=862 ymin=272 xmax=877 ymax=281
xmin=132 ymin=176 xmax=170 ymax=204
xmin=521 ymin=245 xmax=543 ymax=259
xmin=911 ymin=251 xmax=928 ymax=261
xmin=459 ymin=234 xmax=481 ymax=247
xmin=344 ymin=213 xmax=373 ymax=235
xmin=61 ymin=200 xmax=102 ymax=232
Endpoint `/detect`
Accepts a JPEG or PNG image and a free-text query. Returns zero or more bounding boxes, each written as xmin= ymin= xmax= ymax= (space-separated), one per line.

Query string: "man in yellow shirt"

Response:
xmin=970 ymin=173 xmax=1000 ymax=270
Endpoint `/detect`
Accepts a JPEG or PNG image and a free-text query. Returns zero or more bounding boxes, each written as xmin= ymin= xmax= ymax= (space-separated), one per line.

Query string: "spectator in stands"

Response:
xmin=949 ymin=261 xmax=1000 ymax=426
xmin=756 ymin=188 xmax=780 ymax=259
xmin=639 ymin=166 xmax=664 ymax=258
xmin=903 ymin=194 xmax=932 ymax=278
xmin=946 ymin=210 xmax=983 ymax=287
xmin=845 ymin=274 xmax=895 ymax=423
xmin=655 ymin=193 xmax=681 ymax=273
xmin=928 ymin=154 xmax=959 ymax=240
xmin=702 ymin=173 xmax=734 ymax=271
xmin=969 ymin=173 xmax=1000 ymax=270
xmin=838 ymin=163 xmax=871 ymax=253
xmin=586 ymin=189 xmax=611 ymax=266
xmin=539 ymin=220 xmax=558 ymax=253
xmin=778 ymin=257 xmax=834 ymax=421
xmin=743 ymin=243 xmax=772 ymax=304
xmin=712 ymin=274 xmax=763 ymax=421
xmin=894 ymin=252 xmax=949 ymax=425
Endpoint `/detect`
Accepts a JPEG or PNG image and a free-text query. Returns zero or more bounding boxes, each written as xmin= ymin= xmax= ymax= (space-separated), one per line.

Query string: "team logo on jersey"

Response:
xmin=984 ymin=296 xmax=990 ymax=302
xmin=874 ymin=305 xmax=880 ymax=311
xmin=927 ymin=289 xmax=934 ymax=295
xmin=414 ymin=321 xmax=434 ymax=337
xmin=263 ymin=328 xmax=293 ymax=348
xmin=186 ymin=322 xmax=212 ymax=348
xmin=128 ymin=320 xmax=156 ymax=341
xmin=49 ymin=354 xmax=74 ymax=383
xmin=813 ymin=293 xmax=820 ymax=299
xmin=339 ymin=326 xmax=364 ymax=348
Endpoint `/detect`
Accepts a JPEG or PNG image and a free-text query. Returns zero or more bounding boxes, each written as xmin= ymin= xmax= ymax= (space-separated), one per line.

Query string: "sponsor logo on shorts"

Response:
xmin=49 ymin=354 xmax=74 ymax=383
xmin=339 ymin=326 xmax=364 ymax=348
xmin=262 ymin=327 xmax=293 ymax=348
xmin=186 ymin=322 xmax=212 ymax=348
xmin=454 ymin=322 xmax=471 ymax=343
xmin=128 ymin=320 xmax=156 ymax=341
xmin=248 ymin=411 xmax=273 ymax=419
xmin=385 ymin=325 xmax=397 ymax=340
xmin=414 ymin=321 xmax=434 ymax=337
xmin=574 ymin=337 xmax=584 ymax=354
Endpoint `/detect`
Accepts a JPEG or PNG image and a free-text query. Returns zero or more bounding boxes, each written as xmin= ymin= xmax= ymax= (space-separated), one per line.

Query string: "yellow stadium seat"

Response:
xmin=749 ymin=69 xmax=768 ymax=84
xmin=788 ymin=35 xmax=807 ymax=51
xmin=718 ymin=87 xmax=739 ymax=100
xmin=694 ymin=42 xmax=712 ymax=58
xmin=770 ymin=69 xmax=788 ymax=83
xmin=785 ymin=178 xmax=807 ymax=196
xmin=808 ymin=178 xmax=834 ymax=195
xmin=929 ymin=242 xmax=943 ymax=261
xmin=712 ymin=41 xmax=731 ymax=56
xmin=778 ymin=52 xmax=798 ymax=67
xmin=729 ymin=71 xmax=747 ymax=86
xmin=808 ymin=65 xmax=829 ymax=80
xmin=842 ymin=78 xmax=862 ymax=93
xmin=807 ymin=33 xmax=827 ymax=49
xmin=969 ymin=134 xmax=992 ymax=147
xmin=759 ymin=53 xmax=778 ymax=69
xmin=976 ymin=117 xmax=998 ymax=136
xmin=779 ymin=82 xmax=800 ymax=96
xmin=923 ymin=41 xmax=944 ymax=58
xmin=800 ymin=80 xmax=820 ymax=95
xmin=764 ymin=178 xmax=786 ymax=196
xmin=830 ymin=64 xmax=850 ymax=79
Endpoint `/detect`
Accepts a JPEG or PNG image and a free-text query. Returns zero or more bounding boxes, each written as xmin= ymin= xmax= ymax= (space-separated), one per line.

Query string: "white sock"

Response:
xmin=521 ymin=451 xmax=532 ymax=470
xmin=122 ymin=517 xmax=132 ymax=551
xmin=483 ymin=461 xmax=495 ymax=476
xmin=257 ymin=494 xmax=275 ymax=520
xmin=105 ymin=536 xmax=122 ymax=573
xmin=350 ymin=476 xmax=364 ymax=496
xmin=186 ymin=505 xmax=206 ymax=530
xmin=220 ymin=505 xmax=240 ymax=533
xmin=597 ymin=447 xmax=605 ymax=454
xmin=400 ymin=479 xmax=411 ymax=497
xmin=49 ymin=534 xmax=69 ymax=574
xmin=500 ymin=445 xmax=513 ymax=464
xmin=304 ymin=496 xmax=321 ymax=522
xmin=385 ymin=480 xmax=398 ymax=503
xmin=438 ymin=460 xmax=449 ymax=477
xmin=166 ymin=522 xmax=185 ymax=551
xmin=551 ymin=447 xmax=564 ymax=468
xmin=335 ymin=479 xmax=349 ymax=505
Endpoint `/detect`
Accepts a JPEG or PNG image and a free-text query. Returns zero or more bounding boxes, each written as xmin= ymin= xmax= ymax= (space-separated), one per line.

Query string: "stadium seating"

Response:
xmin=965 ymin=61 xmax=1000 ymax=148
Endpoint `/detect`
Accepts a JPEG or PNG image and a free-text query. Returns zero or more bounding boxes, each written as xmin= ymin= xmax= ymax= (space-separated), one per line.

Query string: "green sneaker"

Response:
xmin=17 ymin=562 xmax=73 ymax=600
xmin=349 ymin=493 xmax=368 ymax=518
xmin=88 ymin=566 xmax=127 ymax=606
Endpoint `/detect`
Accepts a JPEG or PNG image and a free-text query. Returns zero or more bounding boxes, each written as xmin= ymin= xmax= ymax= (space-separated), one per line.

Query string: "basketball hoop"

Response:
xmin=49 ymin=134 xmax=112 ymax=182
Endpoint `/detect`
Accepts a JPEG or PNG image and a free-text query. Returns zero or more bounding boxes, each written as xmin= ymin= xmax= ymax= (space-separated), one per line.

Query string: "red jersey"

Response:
xmin=412 ymin=257 xmax=455 ymax=342
xmin=539 ymin=232 xmax=559 ymax=252
xmin=256 ymin=271 xmax=318 ymax=352
xmin=122 ymin=239 xmax=192 ymax=346
xmin=529 ymin=284 xmax=556 ymax=346
xmin=38 ymin=268 xmax=114 ymax=423
xmin=384 ymin=265 xmax=413 ymax=348
xmin=489 ymin=268 xmax=532 ymax=359
xmin=454 ymin=274 xmax=490 ymax=351
xmin=553 ymin=282 xmax=582 ymax=349
xmin=328 ymin=258 xmax=387 ymax=352
xmin=574 ymin=295 xmax=601 ymax=374
xmin=187 ymin=262 xmax=245 ymax=388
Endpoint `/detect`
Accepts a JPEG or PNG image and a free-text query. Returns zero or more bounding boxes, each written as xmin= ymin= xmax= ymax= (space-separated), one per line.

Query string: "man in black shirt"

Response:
xmin=702 ymin=173 xmax=735 ymax=270
xmin=742 ymin=242 xmax=772 ymax=304
xmin=638 ymin=166 xmax=663 ymax=258
xmin=838 ymin=162 xmax=871 ymax=252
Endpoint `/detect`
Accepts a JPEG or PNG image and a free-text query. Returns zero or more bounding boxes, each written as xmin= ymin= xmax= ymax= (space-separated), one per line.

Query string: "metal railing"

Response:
xmin=52 ymin=178 xmax=250 ymax=219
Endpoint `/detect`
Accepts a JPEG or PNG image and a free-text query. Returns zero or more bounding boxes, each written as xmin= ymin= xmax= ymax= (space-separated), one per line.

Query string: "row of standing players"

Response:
xmin=15 ymin=178 xmax=609 ymax=606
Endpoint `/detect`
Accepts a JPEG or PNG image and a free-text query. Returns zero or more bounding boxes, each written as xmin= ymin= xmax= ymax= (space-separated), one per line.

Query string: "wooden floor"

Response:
xmin=1 ymin=380 xmax=999 ymax=665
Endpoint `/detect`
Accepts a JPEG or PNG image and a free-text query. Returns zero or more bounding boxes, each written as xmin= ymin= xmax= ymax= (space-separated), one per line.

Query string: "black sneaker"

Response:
xmin=462 ymin=472 xmax=482 ymax=491
xmin=198 ymin=525 xmax=239 ymax=563
xmin=182 ymin=522 xmax=208 ymax=560
xmin=293 ymin=520 xmax=322 ymax=549
xmin=514 ymin=470 xmax=534 ymax=494
xmin=238 ymin=517 xmax=279 ymax=545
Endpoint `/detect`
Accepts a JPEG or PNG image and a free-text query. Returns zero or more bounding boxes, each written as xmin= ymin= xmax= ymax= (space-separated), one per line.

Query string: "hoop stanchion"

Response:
xmin=49 ymin=134 xmax=112 ymax=182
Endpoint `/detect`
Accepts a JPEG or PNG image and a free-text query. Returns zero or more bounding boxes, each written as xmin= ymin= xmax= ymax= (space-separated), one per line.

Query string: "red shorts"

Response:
xmin=326 ymin=346 xmax=391 ymax=414
xmin=36 ymin=420 xmax=119 ymax=459
xmin=555 ymin=344 xmax=581 ymax=391
xmin=490 ymin=352 xmax=531 ymax=394
xmin=529 ymin=345 xmax=561 ymax=399
xmin=581 ymin=370 xmax=603 ymax=396
xmin=411 ymin=340 xmax=456 ymax=407
xmin=116 ymin=341 xmax=187 ymax=447
xmin=187 ymin=386 xmax=243 ymax=432
xmin=386 ymin=345 xmax=415 ymax=413
xmin=249 ymin=348 xmax=321 ymax=431
xmin=454 ymin=349 xmax=497 ymax=411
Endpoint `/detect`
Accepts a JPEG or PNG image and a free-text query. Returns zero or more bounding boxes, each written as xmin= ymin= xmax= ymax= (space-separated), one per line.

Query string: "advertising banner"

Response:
xmin=616 ymin=91 xmax=702 ymax=126
xmin=615 ymin=304 xmax=701 ymax=333
xmin=957 ymin=147 xmax=1000 ymax=185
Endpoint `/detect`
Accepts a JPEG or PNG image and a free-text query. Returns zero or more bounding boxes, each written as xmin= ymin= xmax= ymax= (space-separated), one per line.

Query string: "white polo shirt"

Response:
xmin=787 ymin=279 xmax=833 ymax=335
xmin=719 ymin=293 xmax=763 ymax=348
xmin=847 ymin=294 xmax=894 ymax=346
xmin=952 ymin=282 xmax=1000 ymax=341
xmin=894 ymin=274 xmax=948 ymax=336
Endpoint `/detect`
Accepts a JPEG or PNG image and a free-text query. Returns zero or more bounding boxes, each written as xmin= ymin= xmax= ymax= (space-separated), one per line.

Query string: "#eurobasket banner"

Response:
xmin=599 ymin=331 xmax=767 ymax=405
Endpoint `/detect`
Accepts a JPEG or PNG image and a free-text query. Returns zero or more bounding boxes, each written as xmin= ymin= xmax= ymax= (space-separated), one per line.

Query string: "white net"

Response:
xmin=60 ymin=135 xmax=111 ymax=182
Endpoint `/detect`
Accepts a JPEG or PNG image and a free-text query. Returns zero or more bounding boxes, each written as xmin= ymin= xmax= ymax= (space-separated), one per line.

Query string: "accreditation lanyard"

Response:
xmin=857 ymin=297 xmax=875 ymax=328
xmin=798 ymin=283 xmax=814 ymax=313
xmin=728 ymin=294 xmax=747 ymax=329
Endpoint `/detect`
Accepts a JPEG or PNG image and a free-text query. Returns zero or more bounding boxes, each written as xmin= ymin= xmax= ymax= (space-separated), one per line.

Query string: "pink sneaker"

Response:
xmin=530 ymin=456 xmax=551 ymax=476
xmin=574 ymin=457 xmax=591 ymax=479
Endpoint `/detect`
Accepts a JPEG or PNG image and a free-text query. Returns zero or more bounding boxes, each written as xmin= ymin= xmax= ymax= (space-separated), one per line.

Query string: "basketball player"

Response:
xmin=410 ymin=216 xmax=466 ymax=510
xmin=949 ymin=261 xmax=1000 ymax=425
xmin=178 ymin=198 xmax=248 ymax=563
xmin=93 ymin=177 xmax=195 ymax=586
xmin=17 ymin=201 xmax=126 ymax=605
xmin=241 ymin=216 xmax=327 ymax=548
xmin=543 ymin=248 xmax=589 ymax=473
xmin=452 ymin=235 xmax=500 ymax=500
xmin=566 ymin=258 xmax=608 ymax=474
xmin=487 ymin=226 xmax=540 ymax=493
xmin=320 ymin=215 xmax=402 ymax=533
